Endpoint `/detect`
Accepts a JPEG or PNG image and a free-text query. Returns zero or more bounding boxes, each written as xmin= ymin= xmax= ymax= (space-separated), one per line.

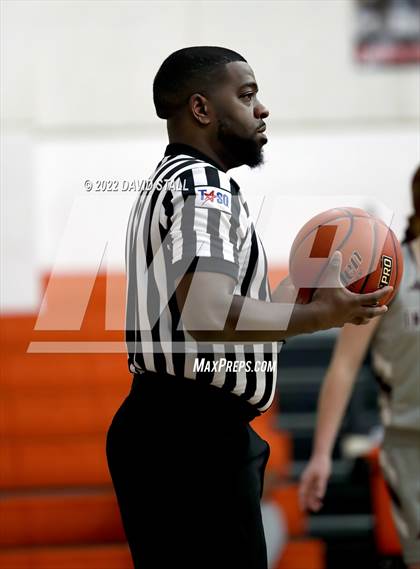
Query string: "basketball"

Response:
xmin=289 ymin=207 xmax=404 ymax=305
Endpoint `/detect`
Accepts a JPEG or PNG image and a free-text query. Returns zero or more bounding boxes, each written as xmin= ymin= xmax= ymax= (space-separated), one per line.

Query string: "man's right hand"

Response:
xmin=311 ymin=251 xmax=392 ymax=329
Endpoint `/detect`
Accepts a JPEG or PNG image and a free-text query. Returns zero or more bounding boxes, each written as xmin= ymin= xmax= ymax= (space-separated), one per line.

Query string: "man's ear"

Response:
xmin=189 ymin=93 xmax=212 ymax=125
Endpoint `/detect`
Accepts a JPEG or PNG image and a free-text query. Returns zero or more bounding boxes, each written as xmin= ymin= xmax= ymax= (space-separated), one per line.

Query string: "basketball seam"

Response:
xmin=290 ymin=213 xmax=355 ymax=289
xmin=290 ymin=210 xmax=356 ymax=258
xmin=312 ymin=210 xmax=355 ymax=289
xmin=359 ymin=218 xmax=378 ymax=294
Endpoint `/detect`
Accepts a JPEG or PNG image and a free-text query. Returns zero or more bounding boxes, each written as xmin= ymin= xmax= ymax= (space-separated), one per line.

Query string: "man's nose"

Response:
xmin=255 ymin=101 xmax=269 ymax=119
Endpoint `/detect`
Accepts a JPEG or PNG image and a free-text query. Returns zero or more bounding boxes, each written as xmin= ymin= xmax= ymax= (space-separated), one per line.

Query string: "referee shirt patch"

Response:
xmin=195 ymin=186 xmax=231 ymax=214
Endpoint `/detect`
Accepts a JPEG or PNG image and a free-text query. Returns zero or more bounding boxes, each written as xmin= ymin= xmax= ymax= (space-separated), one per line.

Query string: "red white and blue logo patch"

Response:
xmin=195 ymin=187 xmax=231 ymax=214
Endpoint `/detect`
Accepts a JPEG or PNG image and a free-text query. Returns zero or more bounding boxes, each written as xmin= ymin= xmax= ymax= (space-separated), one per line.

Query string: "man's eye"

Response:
xmin=241 ymin=93 xmax=254 ymax=101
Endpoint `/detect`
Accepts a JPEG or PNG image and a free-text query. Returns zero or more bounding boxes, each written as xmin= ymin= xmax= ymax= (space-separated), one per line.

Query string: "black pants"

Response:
xmin=106 ymin=372 xmax=270 ymax=569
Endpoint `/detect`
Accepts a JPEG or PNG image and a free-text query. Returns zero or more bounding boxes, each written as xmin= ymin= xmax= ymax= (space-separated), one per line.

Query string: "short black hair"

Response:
xmin=153 ymin=46 xmax=247 ymax=119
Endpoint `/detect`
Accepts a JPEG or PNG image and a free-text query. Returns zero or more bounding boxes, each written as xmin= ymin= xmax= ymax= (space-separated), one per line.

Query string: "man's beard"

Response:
xmin=217 ymin=119 xmax=265 ymax=169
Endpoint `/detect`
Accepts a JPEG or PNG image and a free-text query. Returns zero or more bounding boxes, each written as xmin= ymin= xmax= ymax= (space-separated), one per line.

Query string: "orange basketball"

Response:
xmin=289 ymin=207 xmax=404 ymax=305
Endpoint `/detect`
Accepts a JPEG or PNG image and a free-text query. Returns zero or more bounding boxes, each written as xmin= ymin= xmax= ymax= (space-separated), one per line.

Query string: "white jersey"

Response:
xmin=371 ymin=241 xmax=420 ymax=431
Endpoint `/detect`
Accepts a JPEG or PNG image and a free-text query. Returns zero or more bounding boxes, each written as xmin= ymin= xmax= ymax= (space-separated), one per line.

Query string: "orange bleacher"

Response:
xmin=1 ymin=271 xmax=326 ymax=569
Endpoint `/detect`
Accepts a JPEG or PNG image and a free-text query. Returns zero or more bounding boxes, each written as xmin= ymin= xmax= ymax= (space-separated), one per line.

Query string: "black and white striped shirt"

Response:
xmin=125 ymin=143 xmax=280 ymax=412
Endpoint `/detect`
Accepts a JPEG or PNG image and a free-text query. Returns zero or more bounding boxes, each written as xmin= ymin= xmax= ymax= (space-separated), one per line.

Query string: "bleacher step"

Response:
xmin=0 ymin=543 xmax=132 ymax=569
xmin=308 ymin=514 xmax=374 ymax=538
xmin=0 ymin=487 xmax=124 ymax=547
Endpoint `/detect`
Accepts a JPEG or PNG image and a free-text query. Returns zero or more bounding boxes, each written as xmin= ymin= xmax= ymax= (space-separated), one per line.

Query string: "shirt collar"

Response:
xmin=164 ymin=143 xmax=225 ymax=172
xmin=164 ymin=143 xmax=240 ymax=193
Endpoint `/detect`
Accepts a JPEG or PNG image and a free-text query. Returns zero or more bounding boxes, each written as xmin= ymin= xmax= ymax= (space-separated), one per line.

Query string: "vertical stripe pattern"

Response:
xmin=125 ymin=149 xmax=280 ymax=413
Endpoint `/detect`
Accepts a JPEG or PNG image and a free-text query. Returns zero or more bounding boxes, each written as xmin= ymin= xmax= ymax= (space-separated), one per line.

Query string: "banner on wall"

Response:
xmin=355 ymin=0 xmax=420 ymax=64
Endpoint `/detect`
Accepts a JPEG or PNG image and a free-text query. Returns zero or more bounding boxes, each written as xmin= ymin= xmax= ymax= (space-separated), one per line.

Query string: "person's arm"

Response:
xmin=175 ymin=252 xmax=391 ymax=343
xmin=299 ymin=317 xmax=381 ymax=512
xmin=167 ymin=169 xmax=391 ymax=342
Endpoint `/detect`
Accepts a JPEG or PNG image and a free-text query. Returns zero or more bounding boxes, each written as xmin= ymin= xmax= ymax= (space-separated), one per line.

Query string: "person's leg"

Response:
xmin=106 ymin=380 xmax=270 ymax=569
xmin=230 ymin=424 xmax=270 ymax=569
xmin=106 ymin=394 xmax=158 ymax=568
xmin=380 ymin=429 xmax=420 ymax=569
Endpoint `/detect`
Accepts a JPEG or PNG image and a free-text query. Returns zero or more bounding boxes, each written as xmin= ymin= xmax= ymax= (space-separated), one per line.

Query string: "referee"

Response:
xmin=106 ymin=47 xmax=391 ymax=569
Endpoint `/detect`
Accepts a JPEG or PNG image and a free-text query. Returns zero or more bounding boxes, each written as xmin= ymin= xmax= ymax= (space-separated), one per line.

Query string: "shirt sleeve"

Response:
xmin=166 ymin=164 xmax=240 ymax=282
